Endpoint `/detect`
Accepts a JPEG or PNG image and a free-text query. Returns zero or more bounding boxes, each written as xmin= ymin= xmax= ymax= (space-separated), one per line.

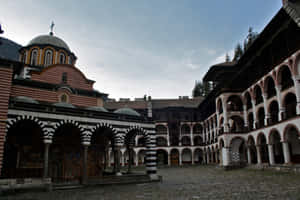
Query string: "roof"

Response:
xmin=86 ymin=106 xmax=108 ymax=112
xmin=202 ymin=62 xmax=237 ymax=82
xmin=0 ymin=37 xmax=22 ymax=61
xmin=114 ymin=108 xmax=141 ymax=116
xmin=28 ymin=34 xmax=70 ymax=51
xmin=104 ymin=97 xmax=203 ymax=110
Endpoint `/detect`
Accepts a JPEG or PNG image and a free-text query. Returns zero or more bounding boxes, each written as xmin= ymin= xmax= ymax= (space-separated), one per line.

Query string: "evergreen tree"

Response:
xmin=192 ymin=81 xmax=212 ymax=97
xmin=225 ymin=53 xmax=231 ymax=62
xmin=243 ymin=27 xmax=258 ymax=51
xmin=232 ymin=43 xmax=243 ymax=61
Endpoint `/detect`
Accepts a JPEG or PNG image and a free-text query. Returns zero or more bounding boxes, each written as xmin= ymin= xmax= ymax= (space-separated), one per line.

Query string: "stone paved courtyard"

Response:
xmin=3 ymin=166 xmax=300 ymax=200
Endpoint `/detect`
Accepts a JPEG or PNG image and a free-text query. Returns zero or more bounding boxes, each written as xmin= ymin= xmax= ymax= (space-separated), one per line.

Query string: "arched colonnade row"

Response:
xmin=156 ymin=122 xmax=216 ymax=146
xmin=112 ymin=147 xmax=217 ymax=166
xmin=215 ymin=51 xmax=300 ymax=138
xmin=1 ymin=114 xmax=156 ymax=183
xmin=218 ymin=120 xmax=300 ymax=166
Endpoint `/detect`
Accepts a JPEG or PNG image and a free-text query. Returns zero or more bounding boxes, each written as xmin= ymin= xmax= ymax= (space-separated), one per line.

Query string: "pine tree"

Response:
xmin=232 ymin=43 xmax=243 ymax=61
xmin=192 ymin=81 xmax=212 ymax=97
xmin=225 ymin=53 xmax=231 ymax=62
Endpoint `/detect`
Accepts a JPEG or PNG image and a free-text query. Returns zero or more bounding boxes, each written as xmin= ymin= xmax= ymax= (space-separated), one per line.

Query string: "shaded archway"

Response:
xmin=269 ymin=130 xmax=284 ymax=164
xmin=257 ymin=107 xmax=265 ymax=128
xmin=227 ymin=95 xmax=243 ymax=111
xmin=284 ymin=126 xmax=300 ymax=164
xmin=194 ymin=136 xmax=203 ymax=146
xmin=265 ymin=76 xmax=276 ymax=99
xmin=284 ymin=93 xmax=297 ymax=119
xmin=156 ymin=125 xmax=167 ymax=135
xmin=269 ymin=101 xmax=279 ymax=124
xmin=89 ymin=126 xmax=115 ymax=177
xmin=194 ymin=148 xmax=203 ymax=164
xmin=138 ymin=150 xmax=146 ymax=165
xmin=230 ymin=137 xmax=247 ymax=165
xmin=229 ymin=116 xmax=244 ymax=133
xmin=182 ymin=148 xmax=192 ymax=164
xmin=245 ymin=92 xmax=252 ymax=110
xmin=247 ymin=136 xmax=257 ymax=164
xmin=157 ymin=149 xmax=168 ymax=165
xmin=278 ymin=65 xmax=294 ymax=91
xmin=181 ymin=124 xmax=191 ymax=135
xmin=254 ymin=85 xmax=263 ymax=105
xmin=193 ymin=124 xmax=203 ymax=135
xmin=217 ymin=99 xmax=223 ymax=114
xmin=181 ymin=136 xmax=191 ymax=146
xmin=157 ymin=137 xmax=168 ymax=147
xmin=2 ymin=119 xmax=44 ymax=178
xmin=50 ymin=123 xmax=83 ymax=182
xmin=170 ymin=149 xmax=179 ymax=166
xmin=257 ymin=133 xmax=269 ymax=163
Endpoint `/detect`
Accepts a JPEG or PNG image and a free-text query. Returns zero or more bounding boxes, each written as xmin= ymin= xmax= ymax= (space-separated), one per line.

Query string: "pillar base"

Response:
xmin=116 ymin=172 xmax=122 ymax=176
xmin=149 ymin=174 xmax=160 ymax=181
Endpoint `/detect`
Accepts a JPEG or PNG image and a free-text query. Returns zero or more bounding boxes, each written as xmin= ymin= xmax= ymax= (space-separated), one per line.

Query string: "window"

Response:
xmin=21 ymin=52 xmax=26 ymax=63
xmin=62 ymin=72 xmax=67 ymax=84
xmin=60 ymin=93 xmax=68 ymax=103
xmin=68 ymin=57 xmax=72 ymax=65
xmin=59 ymin=53 xmax=66 ymax=64
xmin=30 ymin=49 xmax=38 ymax=65
xmin=44 ymin=49 xmax=53 ymax=66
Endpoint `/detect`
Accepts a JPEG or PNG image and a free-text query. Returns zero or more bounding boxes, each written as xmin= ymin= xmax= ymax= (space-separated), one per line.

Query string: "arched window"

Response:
xmin=59 ymin=53 xmax=66 ymax=64
xmin=62 ymin=72 xmax=67 ymax=84
xmin=30 ymin=49 xmax=38 ymax=65
xmin=21 ymin=52 xmax=26 ymax=63
xmin=44 ymin=49 xmax=53 ymax=66
xmin=254 ymin=86 xmax=263 ymax=105
xmin=266 ymin=77 xmax=276 ymax=99
xmin=245 ymin=92 xmax=252 ymax=110
xmin=60 ymin=93 xmax=69 ymax=103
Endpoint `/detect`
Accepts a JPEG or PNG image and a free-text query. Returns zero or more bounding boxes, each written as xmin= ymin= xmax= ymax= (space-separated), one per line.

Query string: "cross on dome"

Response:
xmin=50 ymin=21 xmax=55 ymax=36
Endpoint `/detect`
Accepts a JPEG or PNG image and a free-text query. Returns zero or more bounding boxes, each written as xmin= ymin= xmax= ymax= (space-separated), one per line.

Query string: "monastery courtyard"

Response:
xmin=3 ymin=166 xmax=300 ymax=200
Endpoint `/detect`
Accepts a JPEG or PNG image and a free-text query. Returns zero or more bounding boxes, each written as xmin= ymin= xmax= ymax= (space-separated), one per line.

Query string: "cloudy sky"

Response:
xmin=1 ymin=0 xmax=282 ymax=100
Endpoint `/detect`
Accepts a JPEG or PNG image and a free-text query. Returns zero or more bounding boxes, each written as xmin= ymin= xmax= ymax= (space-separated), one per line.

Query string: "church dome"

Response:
xmin=114 ymin=108 xmax=141 ymax=116
xmin=28 ymin=34 xmax=70 ymax=51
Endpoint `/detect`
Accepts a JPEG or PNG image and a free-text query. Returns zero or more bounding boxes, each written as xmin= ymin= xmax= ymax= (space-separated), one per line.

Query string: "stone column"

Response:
xmin=168 ymin=153 xmax=171 ymax=166
xmin=282 ymin=142 xmax=291 ymax=164
xmin=292 ymin=75 xmax=300 ymax=115
xmin=191 ymin=152 xmax=195 ymax=165
xmin=215 ymin=151 xmax=218 ymax=163
xmin=114 ymin=146 xmax=122 ymax=176
xmin=190 ymin=125 xmax=194 ymax=146
xmin=263 ymin=93 xmax=270 ymax=126
xmin=275 ymin=85 xmax=285 ymax=121
xmin=179 ymin=151 xmax=182 ymax=166
xmin=256 ymin=145 xmax=262 ymax=164
xmin=206 ymin=152 xmax=210 ymax=164
xmin=243 ymin=105 xmax=248 ymax=130
xmin=222 ymin=147 xmax=231 ymax=166
xmin=221 ymin=96 xmax=229 ymax=133
xmin=203 ymin=151 xmax=207 ymax=164
xmin=268 ymin=144 xmax=275 ymax=165
xmin=167 ymin=126 xmax=170 ymax=146
xmin=82 ymin=144 xmax=89 ymax=184
xmin=135 ymin=152 xmax=139 ymax=166
xmin=121 ymin=152 xmax=125 ymax=167
xmin=43 ymin=141 xmax=51 ymax=179
xmin=247 ymin=147 xmax=252 ymax=164
xmin=127 ymin=147 xmax=133 ymax=174
xmin=251 ymin=100 xmax=258 ymax=129
xmin=219 ymin=149 xmax=223 ymax=165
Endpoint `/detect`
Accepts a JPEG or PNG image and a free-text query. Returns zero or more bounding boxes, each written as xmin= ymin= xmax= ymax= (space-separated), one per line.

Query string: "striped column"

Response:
xmin=145 ymin=132 xmax=157 ymax=175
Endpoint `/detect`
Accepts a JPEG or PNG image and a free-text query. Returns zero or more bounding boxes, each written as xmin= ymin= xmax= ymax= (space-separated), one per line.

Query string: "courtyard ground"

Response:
xmin=2 ymin=165 xmax=300 ymax=200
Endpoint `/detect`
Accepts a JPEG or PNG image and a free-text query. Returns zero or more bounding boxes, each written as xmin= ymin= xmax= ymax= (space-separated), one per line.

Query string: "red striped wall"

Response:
xmin=11 ymin=85 xmax=98 ymax=107
xmin=0 ymin=66 xmax=13 ymax=176
xmin=31 ymin=65 xmax=94 ymax=91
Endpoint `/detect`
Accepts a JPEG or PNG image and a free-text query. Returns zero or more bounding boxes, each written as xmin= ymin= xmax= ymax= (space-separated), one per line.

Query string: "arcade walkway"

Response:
xmin=3 ymin=166 xmax=300 ymax=200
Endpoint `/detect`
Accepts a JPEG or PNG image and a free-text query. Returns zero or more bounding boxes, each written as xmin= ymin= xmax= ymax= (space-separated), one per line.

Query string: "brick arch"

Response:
xmin=268 ymin=128 xmax=281 ymax=145
xmin=293 ymin=51 xmax=300 ymax=76
xmin=283 ymin=123 xmax=300 ymax=142
xmin=256 ymin=132 xmax=267 ymax=145
xmin=247 ymin=135 xmax=255 ymax=145
xmin=90 ymin=122 xmax=117 ymax=144
xmin=275 ymin=63 xmax=294 ymax=86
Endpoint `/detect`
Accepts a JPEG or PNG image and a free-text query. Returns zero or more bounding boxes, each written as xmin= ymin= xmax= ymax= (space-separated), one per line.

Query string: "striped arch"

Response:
xmin=125 ymin=126 xmax=156 ymax=175
xmin=6 ymin=115 xmax=47 ymax=136
xmin=52 ymin=119 xmax=87 ymax=143
xmin=90 ymin=122 xmax=118 ymax=144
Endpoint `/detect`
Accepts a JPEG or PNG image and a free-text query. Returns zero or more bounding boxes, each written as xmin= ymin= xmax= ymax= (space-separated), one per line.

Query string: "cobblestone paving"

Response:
xmin=3 ymin=166 xmax=300 ymax=200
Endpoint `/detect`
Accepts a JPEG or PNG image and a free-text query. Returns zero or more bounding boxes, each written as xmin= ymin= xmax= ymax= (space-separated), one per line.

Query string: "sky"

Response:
xmin=1 ymin=0 xmax=282 ymax=100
